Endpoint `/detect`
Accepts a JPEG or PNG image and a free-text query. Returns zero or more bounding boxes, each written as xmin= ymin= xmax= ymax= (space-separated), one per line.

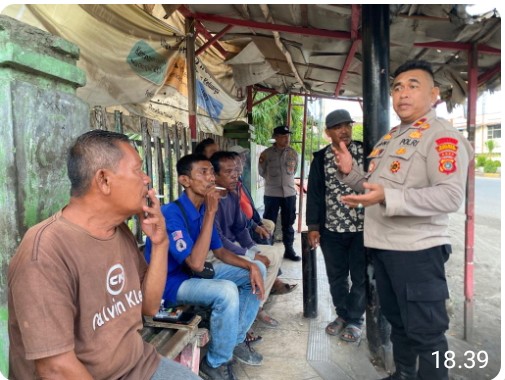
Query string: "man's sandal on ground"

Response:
xmin=270 ymin=282 xmax=297 ymax=295
xmin=246 ymin=329 xmax=263 ymax=345
xmin=325 ymin=317 xmax=346 ymax=336
xmin=339 ymin=323 xmax=362 ymax=343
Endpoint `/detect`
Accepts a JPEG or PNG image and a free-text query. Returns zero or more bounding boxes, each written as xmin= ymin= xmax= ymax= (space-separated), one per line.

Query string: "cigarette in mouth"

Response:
xmin=215 ymin=186 xmax=226 ymax=190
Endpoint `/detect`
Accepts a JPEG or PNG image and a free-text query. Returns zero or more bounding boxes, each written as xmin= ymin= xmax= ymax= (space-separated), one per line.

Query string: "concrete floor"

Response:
xmin=232 ymin=237 xmax=385 ymax=380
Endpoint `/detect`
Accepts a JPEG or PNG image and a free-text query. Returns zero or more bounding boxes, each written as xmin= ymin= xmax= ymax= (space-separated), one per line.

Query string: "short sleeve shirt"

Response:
xmin=8 ymin=212 xmax=160 ymax=380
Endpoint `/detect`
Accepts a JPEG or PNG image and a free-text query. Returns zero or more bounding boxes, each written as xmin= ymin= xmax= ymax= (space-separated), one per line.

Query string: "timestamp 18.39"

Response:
xmin=432 ymin=350 xmax=488 ymax=369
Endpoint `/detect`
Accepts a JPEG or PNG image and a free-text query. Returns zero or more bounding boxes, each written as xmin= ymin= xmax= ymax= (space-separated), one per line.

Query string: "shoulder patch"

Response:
xmin=436 ymin=137 xmax=459 ymax=174
xmin=175 ymin=239 xmax=187 ymax=252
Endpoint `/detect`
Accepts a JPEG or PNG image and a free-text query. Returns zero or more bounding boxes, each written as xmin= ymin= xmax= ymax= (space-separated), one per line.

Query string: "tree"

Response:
xmin=252 ymin=93 xmax=326 ymax=154
xmin=485 ymin=139 xmax=495 ymax=158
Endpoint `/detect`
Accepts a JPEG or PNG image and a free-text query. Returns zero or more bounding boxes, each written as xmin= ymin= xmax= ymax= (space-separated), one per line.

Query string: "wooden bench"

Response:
xmin=141 ymin=315 xmax=209 ymax=374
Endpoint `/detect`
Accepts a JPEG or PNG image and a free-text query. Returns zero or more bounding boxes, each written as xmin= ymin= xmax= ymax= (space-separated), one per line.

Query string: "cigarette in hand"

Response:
xmin=215 ymin=186 xmax=226 ymax=190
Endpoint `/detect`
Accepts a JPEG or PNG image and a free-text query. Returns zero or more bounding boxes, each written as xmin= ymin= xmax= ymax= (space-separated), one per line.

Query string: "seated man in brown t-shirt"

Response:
xmin=8 ymin=130 xmax=199 ymax=380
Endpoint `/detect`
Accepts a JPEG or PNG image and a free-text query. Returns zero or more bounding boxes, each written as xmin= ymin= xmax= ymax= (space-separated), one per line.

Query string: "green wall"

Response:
xmin=0 ymin=15 xmax=88 ymax=376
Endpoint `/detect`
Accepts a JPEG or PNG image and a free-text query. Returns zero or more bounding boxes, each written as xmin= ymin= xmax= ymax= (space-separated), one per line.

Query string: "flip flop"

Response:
xmin=325 ymin=317 xmax=346 ymax=336
xmin=270 ymin=282 xmax=298 ymax=295
xmin=339 ymin=323 xmax=362 ymax=343
xmin=246 ymin=329 xmax=263 ymax=346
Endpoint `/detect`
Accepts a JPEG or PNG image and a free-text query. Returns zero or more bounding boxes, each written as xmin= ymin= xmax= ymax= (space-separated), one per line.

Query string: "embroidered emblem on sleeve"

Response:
xmin=176 ymin=239 xmax=187 ymax=252
xmin=390 ymin=161 xmax=401 ymax=173
xmin=436 ymin=137 xmax=459 ymax=174
xmin=172 ymin=230 xmax=183 ymax=241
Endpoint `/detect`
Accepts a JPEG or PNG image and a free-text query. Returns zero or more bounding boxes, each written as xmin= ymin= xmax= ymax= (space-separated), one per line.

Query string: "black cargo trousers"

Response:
xmin=371 ymin=245 xmax=451 ymax=380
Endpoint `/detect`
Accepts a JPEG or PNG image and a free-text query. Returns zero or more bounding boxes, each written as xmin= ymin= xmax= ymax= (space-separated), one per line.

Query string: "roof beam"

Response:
xmin=178 ymin=6 xmax=229 ymax=58
xmin=414 ymin=41 xmax=501 ymax=56
xmin=478 ymin=63 xmax=501 ymax=86
xmin=334 ymin=5 xmax=361 ymax=97
xmin=196 ymin=24 xmax=234 ymax=56
xmin=252 ymin=91 xmax=278 ymax=107
xmin=191 ymin=11 xmax=352 ymax=40
xmin=253 ymin=85 xmax=363 ymax=102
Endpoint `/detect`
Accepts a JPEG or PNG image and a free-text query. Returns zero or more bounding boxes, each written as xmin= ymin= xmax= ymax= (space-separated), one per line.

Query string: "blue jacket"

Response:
xmin=144 ymin=192 xmax=222 ymax=305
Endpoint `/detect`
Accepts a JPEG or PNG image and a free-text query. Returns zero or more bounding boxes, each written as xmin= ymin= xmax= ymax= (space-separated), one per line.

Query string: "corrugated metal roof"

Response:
xmin=174 ymin=4 xmax=501 ymax=112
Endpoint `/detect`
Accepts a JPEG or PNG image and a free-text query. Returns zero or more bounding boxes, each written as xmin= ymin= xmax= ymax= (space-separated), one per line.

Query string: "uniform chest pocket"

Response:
xmin=379 ymin=148 xmax=416 ymax=185
xmin=268 ymin=158 xmax=281 ymax=177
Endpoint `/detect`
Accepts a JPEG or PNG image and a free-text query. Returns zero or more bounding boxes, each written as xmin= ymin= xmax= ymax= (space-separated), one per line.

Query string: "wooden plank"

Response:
xmin=143 ymin=315 xmax=201 ymax=332
xmin=157 ymin=329 xmax=194 ymax=359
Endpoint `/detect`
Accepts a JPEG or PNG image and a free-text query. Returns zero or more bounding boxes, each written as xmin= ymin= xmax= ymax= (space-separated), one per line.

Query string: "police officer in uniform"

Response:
xmin=259 ymin=126 xmax=300 ymax=261
xmin=334 ymin=60 xmax=472 ymax=380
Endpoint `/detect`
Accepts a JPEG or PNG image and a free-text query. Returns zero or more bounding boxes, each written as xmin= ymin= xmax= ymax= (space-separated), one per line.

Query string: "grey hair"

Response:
xmin=67 ymin=130 xmax=130 ymax=197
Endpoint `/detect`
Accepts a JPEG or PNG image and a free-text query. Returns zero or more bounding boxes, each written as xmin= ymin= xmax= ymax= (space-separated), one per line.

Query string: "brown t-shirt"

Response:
xmin=8 ymin=211 xmax=160 ymax=379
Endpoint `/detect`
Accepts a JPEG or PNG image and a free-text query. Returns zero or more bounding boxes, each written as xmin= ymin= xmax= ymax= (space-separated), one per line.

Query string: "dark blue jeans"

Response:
xmin=371 ymin=245 xmax=451 ymax=380
xmin=263 ymin=195 xmax=296 ymax=248
xmin=320 ymin=228 xmax=366 ymax=326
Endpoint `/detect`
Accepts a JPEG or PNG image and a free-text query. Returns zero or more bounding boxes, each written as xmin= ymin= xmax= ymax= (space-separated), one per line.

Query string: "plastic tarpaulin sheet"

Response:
xmin=132 ymin=53 xmax=246 ymax=134
xmin=2 ymin=4 xmax=246 ymax=135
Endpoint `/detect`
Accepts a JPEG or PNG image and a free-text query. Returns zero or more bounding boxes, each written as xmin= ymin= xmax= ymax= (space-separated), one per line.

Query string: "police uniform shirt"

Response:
xmin=342 ymin=109 xmax=472 ymax=251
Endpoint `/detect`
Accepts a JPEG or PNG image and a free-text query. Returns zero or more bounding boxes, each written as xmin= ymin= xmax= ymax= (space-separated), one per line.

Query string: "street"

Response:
xmin=474 ymin=176 xmax=501 ymax=221
xmin=447 ymin=175 xmax=501 ymax=379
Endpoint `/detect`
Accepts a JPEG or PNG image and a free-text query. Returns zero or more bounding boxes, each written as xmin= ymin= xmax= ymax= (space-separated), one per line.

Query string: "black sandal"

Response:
xmin=246 ymin=330 xmax=263 ymax=345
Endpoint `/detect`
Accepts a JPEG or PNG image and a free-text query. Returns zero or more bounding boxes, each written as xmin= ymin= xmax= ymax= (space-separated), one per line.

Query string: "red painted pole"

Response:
xmin=464 ymin=45 xmax=477 ymax=341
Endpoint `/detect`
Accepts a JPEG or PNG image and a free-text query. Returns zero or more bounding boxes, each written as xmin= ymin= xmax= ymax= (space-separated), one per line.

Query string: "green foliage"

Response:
xmin=484 ymin=159 xmax=500 ymax=173
xmin=485 ymin=139 xmax=495 ymax=156
xmin=476 ymin=154 xmax=487 ymax=167
xmin=252 ymin=94 xmax=327 ymax=155
xmin=352 ymin=124 xmax=364 ymax=142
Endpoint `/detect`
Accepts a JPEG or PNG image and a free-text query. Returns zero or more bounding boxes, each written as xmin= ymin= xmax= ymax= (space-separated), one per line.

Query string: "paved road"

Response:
xmin=448 ymin=174 xmax=501 ymax=380
xmin=474 ymin=176 xmax=501 ymax=220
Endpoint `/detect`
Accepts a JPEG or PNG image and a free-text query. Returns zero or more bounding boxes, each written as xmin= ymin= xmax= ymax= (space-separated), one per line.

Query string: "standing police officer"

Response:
xmin=335 ymin=60 xmax=472 ymax=380
xmin=259 ymin=126 xmax=300 ymax=261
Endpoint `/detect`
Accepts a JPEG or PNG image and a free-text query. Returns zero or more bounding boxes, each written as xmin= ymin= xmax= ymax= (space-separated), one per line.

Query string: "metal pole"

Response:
xmin=464 ymin=45 xmax=477 ymax=341
xmin=185 ymin=17 xmax=198 ymax=152
xmin=286 ymin=93 xmax=292 ymax=126
xmin=297 ymin=96 xmax=308 ymax=233
xmin=362 ymin=4 xmax=394 ymax=372
xmin=301 ymin=231 xmax=317 ymax=318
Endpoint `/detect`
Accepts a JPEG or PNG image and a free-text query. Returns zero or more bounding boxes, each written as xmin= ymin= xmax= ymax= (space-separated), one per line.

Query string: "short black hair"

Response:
xmin=176 ymin=153 xmax=209 ymax=177
xmin=194 ymin=138 xmax=216 ymax=156
xmin=210 ymin=151 xmax=238 ymax=174
xmin=393 ymin=60 xmax=435 ymax=83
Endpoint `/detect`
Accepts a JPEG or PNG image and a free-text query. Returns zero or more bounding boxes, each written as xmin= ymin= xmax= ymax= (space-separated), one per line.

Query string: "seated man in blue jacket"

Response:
xmin=144 ymin=154 xmax=266 ymax=380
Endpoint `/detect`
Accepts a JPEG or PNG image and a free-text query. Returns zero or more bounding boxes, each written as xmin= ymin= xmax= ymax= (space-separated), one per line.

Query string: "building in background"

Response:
xmin=324 ymin=90 xmax=502 ymax=156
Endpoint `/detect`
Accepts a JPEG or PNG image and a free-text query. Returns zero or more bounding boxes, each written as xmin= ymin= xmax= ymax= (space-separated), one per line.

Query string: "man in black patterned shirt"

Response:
xmin=306 ymin=109 xmax=366 ymax=343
